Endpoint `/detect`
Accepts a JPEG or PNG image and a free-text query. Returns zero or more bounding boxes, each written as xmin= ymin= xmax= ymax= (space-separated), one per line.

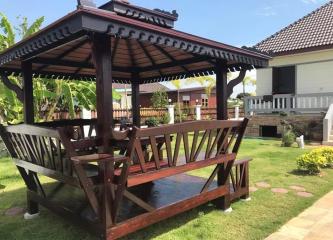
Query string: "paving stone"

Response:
xmin=271 ymin=188 xmax=288 ymax=194
xmin=265 ymin=191 xmax=333 ymax=240
xmin=249 ymin=186 xmax=258 ymax=192
xmin=289 ymin=185 xmax=306 ymax=192
xmin=297 ymin=192 xmax=314 ymax=198
xmin=255 ymin=182 xmax=271 ymax=188
xmin=4 ymin=207 xmax=25 ymax=216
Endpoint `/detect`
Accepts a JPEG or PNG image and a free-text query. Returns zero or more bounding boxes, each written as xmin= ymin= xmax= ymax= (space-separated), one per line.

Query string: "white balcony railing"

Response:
xmin=244 ymin=93 xmax=333 ymax=115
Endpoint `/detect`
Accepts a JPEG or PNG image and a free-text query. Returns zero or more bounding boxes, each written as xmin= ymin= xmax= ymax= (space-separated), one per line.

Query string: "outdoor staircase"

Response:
xmin=327 ymin=130 xmax=333 ymax=145
xmin=323 ymin=104 xmax=333 ymax=146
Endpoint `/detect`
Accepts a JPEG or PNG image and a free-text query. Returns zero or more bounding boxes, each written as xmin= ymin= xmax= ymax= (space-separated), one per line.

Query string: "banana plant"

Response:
xmin=0 ymin=13 xmax=122 ymax=123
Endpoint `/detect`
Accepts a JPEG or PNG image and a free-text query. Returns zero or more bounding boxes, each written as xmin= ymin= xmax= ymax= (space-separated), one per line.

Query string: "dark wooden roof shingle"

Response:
xmin=255 ymin=1 xmax=333 ymax=55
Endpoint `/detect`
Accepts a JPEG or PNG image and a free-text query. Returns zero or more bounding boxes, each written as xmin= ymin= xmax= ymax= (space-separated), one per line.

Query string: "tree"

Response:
xmin=151 ymin=90 xmax=168 ymax=108
xmin=171 ymin=79 xmax=182 ymax=122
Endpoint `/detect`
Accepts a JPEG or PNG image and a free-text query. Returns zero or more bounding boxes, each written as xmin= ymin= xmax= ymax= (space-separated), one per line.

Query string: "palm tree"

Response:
xmin=242 ymin=76 xmax=256 ymax=94
xmin=186 ymin=76 xmax=216 ymax=104
xmin=171 ymin=79 xmax=182 ymax=122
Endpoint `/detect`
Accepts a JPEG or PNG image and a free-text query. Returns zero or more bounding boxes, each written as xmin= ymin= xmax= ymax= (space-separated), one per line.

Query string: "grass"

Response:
xmin=1 ymin=138 xmax=333 ymax=239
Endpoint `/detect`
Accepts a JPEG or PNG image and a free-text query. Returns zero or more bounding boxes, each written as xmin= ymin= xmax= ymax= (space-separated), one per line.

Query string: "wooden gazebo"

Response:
xmin=0 ymin=0 xmax=269 ymax=239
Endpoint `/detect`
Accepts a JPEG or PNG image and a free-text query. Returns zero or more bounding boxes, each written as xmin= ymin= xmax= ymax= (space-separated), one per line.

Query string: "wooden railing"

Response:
xmin=49 ymin=107 xmax=244 ymax=122
xmin=113 ymin=108 xmax=168 ymax=121
xmin=244 ymin=93 xmax=333 ymax=115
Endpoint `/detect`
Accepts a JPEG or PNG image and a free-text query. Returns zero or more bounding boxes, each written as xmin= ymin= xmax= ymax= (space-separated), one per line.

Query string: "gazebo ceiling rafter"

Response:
xmin=137 ymin=41 xmax=163 ymax=77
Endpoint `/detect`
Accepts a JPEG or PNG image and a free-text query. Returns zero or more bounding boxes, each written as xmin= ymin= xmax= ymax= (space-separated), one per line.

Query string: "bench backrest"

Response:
xmin=126 ymin=119 xmax=248 ymax=173
xmin=0 ymin=124 xmax=73 ymax=175
xmin=0 ymin=120 xmax=101 ymax=178
xmin=36 ymin=119 xmax=97 ymax=140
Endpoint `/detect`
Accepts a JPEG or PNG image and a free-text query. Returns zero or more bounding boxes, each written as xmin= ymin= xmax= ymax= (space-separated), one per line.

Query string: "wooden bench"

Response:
xmin=0 ymin=119 xmax=250 ymax=240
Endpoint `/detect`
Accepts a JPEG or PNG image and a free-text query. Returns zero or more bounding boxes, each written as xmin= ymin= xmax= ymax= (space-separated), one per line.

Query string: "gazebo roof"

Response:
xmin=0 ymin=0 xmax=270 ymax=84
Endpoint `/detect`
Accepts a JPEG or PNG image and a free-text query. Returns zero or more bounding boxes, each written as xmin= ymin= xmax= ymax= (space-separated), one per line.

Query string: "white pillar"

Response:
xmin=195 ymin=105 xmax=202 ymax=120
xmin=167 ymin=105 xmax=175 ymax=124
xmin=82 ymin=108 xmax=91 ymax=119
xmin=82 ymin=108 xmax=93 ymax=137
xmin=235 ymin=105 xmax=240 ymax=120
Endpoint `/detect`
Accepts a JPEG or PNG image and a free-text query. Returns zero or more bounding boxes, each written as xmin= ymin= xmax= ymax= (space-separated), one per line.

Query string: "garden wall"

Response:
xmin=246 ymin=114 xmax=325 ymax=141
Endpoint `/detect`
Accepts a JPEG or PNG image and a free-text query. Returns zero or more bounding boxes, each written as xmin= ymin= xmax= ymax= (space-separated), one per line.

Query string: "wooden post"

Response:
xmin=131 ymin=73 xmax=140 ymax=127
xmin=215 ymin=59 xmax=228 ymax=120
xmin=22 ymin=61 xmax=34 ymax=124
xmin=90 ymin=33 xmax=113 ymax=152
xmin=215 ymin=59 xmax=231 ymax=211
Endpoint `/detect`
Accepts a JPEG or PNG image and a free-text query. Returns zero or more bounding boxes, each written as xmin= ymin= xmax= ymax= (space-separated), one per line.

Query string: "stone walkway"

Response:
xmin=266 ymin=190 xmax=333 ymax=240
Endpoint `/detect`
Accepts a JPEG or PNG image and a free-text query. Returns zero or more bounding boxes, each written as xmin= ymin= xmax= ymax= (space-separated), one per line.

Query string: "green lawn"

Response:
xmin=1 ymin=138 xmax=333 ymax=240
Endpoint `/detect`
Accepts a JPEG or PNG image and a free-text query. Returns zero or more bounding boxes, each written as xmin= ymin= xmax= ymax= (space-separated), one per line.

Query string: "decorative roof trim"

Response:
xmin=100 ymin=1 xmax=178 ymax=28
xmin=0 ymin=63 xmax=254 ymax=84
xmin=0 ymin=14 xmax=85 ymax=66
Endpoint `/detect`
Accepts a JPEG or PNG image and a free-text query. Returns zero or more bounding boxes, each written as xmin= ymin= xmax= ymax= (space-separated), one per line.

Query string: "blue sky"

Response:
xmin=0 ymin=0 xmax=330 ymax=96
xmin=1 ymin=0 xmax=330 ymax=47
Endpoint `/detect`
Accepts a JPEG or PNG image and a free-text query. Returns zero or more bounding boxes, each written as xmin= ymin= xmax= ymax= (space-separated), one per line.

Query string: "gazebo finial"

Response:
xmin=77 ymin=0 xmax=96 ymax=9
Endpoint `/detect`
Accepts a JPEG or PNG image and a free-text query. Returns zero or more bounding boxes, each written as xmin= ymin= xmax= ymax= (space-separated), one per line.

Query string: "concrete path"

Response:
xmin=266 ymin=191 xmax=333 ymax=240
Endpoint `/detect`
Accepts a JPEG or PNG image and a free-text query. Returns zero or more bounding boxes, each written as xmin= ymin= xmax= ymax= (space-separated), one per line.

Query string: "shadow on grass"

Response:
xmin=288 ymin=169 xmax=313 ymax=176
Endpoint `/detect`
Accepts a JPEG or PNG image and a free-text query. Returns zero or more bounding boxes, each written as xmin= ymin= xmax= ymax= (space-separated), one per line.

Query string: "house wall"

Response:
xmin=246 ymin=114 xmax=324 ymax=141
xmin=256 ymin=48 xmax=333 ymax=95
xmin=256 ymin=68 xmax=272 ymax=95
xmin=119 ymin=89 xmax=217 ymax=108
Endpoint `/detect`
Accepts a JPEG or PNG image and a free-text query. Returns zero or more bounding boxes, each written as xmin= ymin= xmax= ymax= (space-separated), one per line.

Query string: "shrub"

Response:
xmin=151 ymin=90 xmax=168 ymax=108
xmin=314 ymin=147 xmax=333 ymax=167
xmin=145 ymin=117 xmax=159 ymax=127
xmin=282 ymin=130 xmax=296 ymax=147
xmin=159 ymin=113 xmax=170 ymax=124
xmin=296 ymin=147 xmax=333 ymax=174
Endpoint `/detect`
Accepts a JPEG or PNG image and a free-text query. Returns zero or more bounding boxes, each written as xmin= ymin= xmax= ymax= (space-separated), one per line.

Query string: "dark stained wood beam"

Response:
xmin=0 ymin=74 xmax=23 ymax=102
xmin=32 ymin=57 xmax=130 ymax=72
xmin=138 ymin=41 xmax=163 ymax=76
xmin=22 ymin=61 xmax=34 ymax=124
xmin=153 ymin=44 xmax=190 ymax=73
xmin=139 ymin=56 xmax=209 ymax=72
xmin=131 ymin=73 xmax=140 ymax=127
xmin=111 ymin=38 xmax=119 ymax=64
xmin=74 ymin=54 xmax=92 ymax=75
xmin=126 ymin=39 xmax=137 ymax=68
xmin=215 ymin=59 xmax=228 ymax=120
xmin=227 ymin=70 xmax=246 ymax=98
xmin=32 ymin=56 xmax=210 ymax=75
xmin=36 ymin=38 xmax=89 ymax=72
xmin=90 ymin=33 xmax=113 ymax=153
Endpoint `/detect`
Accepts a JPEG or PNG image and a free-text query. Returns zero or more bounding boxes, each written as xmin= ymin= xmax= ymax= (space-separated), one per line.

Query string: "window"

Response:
xmin=182 ymin=96 xmax=190 ymax=107
xmin=201 ymin=98 xmax=208 ymax=107
xmin=272 ymin=66 xmax=296 ymax=94
xmin=201 ymin=94 xmax=208 ymax=107
xmin=183 ymin=100 xmax=190 ymax=107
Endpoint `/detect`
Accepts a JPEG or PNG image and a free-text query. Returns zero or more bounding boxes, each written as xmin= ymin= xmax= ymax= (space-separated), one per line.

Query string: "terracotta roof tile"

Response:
xmin=255 ymin=1 xmax=333 ymax=54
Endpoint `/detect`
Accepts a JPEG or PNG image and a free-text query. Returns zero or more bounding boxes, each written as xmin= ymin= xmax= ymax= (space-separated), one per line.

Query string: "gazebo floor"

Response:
xmin=42 ymin=173 xmax=219 ymax=224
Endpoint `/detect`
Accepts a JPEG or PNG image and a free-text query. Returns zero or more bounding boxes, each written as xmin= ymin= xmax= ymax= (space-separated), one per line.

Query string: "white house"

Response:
xmin=244 ymin=1 xmax=333 ymax=143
